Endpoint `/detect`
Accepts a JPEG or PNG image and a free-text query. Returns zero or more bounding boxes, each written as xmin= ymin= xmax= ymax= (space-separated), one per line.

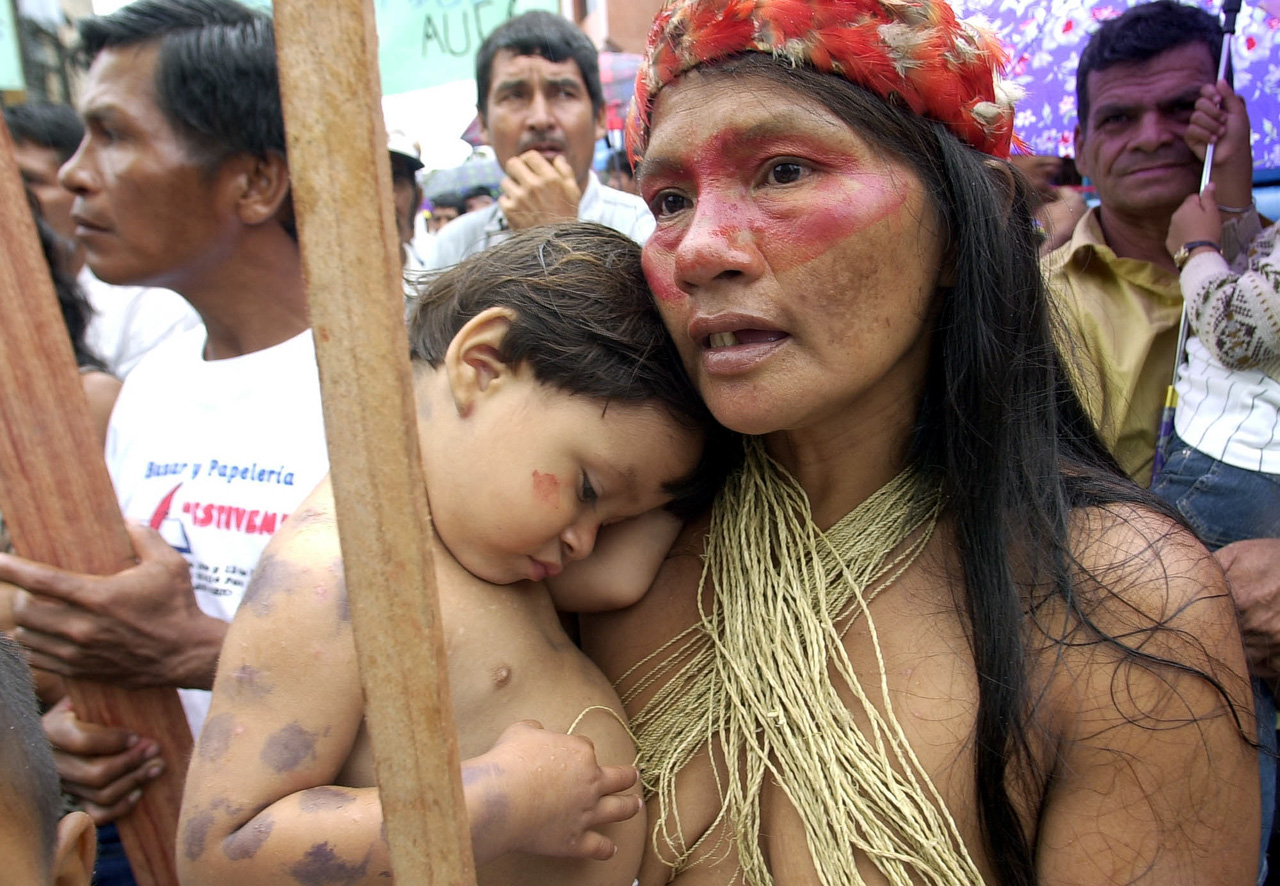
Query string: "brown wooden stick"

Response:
xmin=274 ymin=1 xmax=477 ymax=882
xmin=0 ymin=119 xmax=191 ymax=886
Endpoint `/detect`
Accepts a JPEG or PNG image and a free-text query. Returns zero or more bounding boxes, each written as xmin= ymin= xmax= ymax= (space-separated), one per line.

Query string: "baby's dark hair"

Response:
xmin=0 ymin=634 xmax=60 ymax=875
xmin=407 ymin=222 xmax=736 ymax=517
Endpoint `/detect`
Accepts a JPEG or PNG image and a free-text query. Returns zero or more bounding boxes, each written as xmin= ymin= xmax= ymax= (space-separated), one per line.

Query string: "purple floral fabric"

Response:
xmin=951 ymin=0 xmax=1280 ymax=169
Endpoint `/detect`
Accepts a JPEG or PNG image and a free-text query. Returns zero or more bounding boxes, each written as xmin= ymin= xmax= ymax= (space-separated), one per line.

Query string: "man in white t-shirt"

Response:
xmin=4 ymin=102 xmax=201 ymax=378
xmin=426 ymin=11 xmax=653 ymax=271
xmin=0 ymin=0 xmax=326 ymax=833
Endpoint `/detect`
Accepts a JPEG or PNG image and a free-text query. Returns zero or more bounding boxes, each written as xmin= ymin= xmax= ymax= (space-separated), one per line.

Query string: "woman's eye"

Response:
xmin=767 ymin=162 xmax=805 ymax=185
xmin=653 ymin=192 xmax=690 ymax=217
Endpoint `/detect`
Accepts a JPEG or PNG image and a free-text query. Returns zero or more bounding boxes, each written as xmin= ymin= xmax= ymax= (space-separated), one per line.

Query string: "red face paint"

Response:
xmin=635 ymin=71 xmax=945 ymax=442
xmin=639 ymin=76 xmax=922 ymax=314
xmin=531 ymin=470 xmax=561 ymax=507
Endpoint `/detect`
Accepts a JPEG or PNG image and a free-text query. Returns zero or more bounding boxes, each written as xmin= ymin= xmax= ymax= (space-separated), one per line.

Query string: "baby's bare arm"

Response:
xmin=546 ymin=509 xmax=683 ymax=613
xmin=176 ymin=483 xmax=390 ymax=884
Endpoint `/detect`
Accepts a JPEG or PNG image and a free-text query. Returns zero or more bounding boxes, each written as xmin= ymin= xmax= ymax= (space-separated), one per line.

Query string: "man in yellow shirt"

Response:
xmin=1046 ymin=0 xmax=1228 ymax=487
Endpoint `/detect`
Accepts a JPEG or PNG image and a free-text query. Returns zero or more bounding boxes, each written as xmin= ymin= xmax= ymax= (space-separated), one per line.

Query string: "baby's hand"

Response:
xmin=1166 ymin=183 xmax=1223 ymax=258
xmin=471 ymin=720 xmax=641 ymax=862
xmin=1186 ymin=81 xmax=1251 ymax=170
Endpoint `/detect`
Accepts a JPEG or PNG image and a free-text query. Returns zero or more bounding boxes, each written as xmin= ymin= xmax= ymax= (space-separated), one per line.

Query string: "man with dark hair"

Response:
xmin=3 ymin=101 xmax=199 ymax=378
xmin=0 ymin=2 xmax=330 ymax=877
xmin=388 ymin=129 xmax=425 ymax=267
xmin=427 ymin=10 xmax=652 ymax=269
xmin=0 ymin=635 xmax=97 ymax=886
xmin=1047 ymin=4 xmax=1278 ymax=877
xmin=1046 ymin=0 xmax=1229 ymax=487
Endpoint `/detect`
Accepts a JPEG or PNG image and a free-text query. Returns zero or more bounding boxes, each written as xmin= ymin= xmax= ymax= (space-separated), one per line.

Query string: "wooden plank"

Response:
xmin=273 ymin=1 xmax=477 ymax=882
xmin=0 ymin=117 xmax=191 ymax=885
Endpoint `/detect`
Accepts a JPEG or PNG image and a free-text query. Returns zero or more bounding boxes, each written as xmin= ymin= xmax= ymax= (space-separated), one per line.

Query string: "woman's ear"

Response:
xmin=228 ymin=152 xmax=292 ymax=227
xmin=442 ymin=306 xmax=519 ymax=416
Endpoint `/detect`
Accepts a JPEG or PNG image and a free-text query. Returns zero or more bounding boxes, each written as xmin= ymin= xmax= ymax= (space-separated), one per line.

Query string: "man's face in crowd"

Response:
xmin=480 ymin=49 xmax=606 ymax=191
xmin=464 ymin=192 xmax=494 ymax=213
xmin=392 ymin=176 xmax=417 ymax=246
xmin=429 ymin=205 xmax=460 ymax=233
xmin=58 ymin=42 xmax=236 ymax=289
xmin=15 ymin=141 xmax=76 ymax=243
xmin=1074 ymin=42 xmax=1216 ymax=222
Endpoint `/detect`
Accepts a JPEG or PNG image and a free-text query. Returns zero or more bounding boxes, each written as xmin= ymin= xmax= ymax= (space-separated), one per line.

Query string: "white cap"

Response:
xmin=387 ymin=129 xmax=424 ymax=171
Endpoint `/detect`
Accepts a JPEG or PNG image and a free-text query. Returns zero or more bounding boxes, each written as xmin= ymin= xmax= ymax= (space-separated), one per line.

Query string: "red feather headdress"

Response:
xmin=626 ymin=0 xmax=1020 ymax=160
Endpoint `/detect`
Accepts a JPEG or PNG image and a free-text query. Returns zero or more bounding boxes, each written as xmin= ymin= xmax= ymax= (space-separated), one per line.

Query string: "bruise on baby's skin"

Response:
xmin=461 ymin=761 xmax=510 ymax=836
xmin=230 ymin=664 xmax=273 ymax=699
xmin=260 ymin=722 xmax=321 ymax=773
xmin=224 ymin=810 xmax=275 ymax=861
xmin=288 ymin=842 xmax=371 ymax=886
xmin=198 ymin=712 xmax=236 ymax=761
xmin=298 ymin=786 xmax=357 ymax=813
xmin=241 ymin=552 xmax=296 ymax=617
xmin=182 ymin=809 xmax=215 ymax=861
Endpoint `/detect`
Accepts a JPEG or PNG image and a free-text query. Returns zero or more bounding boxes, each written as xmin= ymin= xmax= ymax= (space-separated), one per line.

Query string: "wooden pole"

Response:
xmin=0 ymin=120 xmax=191 ymax=885
xmin=273 ymin=1 xmax=477 ymax=882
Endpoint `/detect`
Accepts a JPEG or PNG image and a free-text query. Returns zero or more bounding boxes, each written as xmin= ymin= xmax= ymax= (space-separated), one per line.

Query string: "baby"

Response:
xmin=177 ymin=222 xmax=730 ymax=885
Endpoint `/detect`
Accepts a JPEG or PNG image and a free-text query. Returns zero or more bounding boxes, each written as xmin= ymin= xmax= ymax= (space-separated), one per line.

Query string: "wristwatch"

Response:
xmin=1173 ymin=239 xmax=1221 ymax=270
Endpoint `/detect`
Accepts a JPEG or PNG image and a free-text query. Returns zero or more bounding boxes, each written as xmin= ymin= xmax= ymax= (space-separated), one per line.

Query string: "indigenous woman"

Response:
xmin=581 ymin=1 xmax=1260 ymax=883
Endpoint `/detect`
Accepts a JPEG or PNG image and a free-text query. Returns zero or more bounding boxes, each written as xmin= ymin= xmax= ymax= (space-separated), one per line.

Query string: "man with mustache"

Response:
xmin=1047 ymin=0 xmax=1234 ymax=488
xmin=427 ymin=11 xmax=653 ymax=270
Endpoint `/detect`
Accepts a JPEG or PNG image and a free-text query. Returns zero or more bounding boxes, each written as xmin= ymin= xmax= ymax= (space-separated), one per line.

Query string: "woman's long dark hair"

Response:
xmin=707 ymin=56 xmax=1250 ymax=884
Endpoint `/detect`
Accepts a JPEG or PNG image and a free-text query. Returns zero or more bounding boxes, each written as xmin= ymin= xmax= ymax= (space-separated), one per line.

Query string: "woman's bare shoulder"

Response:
xmin=1062 ymin=501 xmax=1234 ymax=640
xmin=1030 ymin=502 xmax=1257 ymax=884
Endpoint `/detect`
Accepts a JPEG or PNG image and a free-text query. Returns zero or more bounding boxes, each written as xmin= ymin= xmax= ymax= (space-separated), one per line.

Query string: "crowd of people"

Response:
xmin=0 ymin=0 xmax=1277 ymax=884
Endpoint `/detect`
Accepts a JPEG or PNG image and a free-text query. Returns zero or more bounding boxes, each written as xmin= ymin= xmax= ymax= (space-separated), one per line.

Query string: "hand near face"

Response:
xmin=44 ymin=697 xmax=167 ymax=825
xmin=1166 ymin=182 xmax=1222 ymax=257
xmin=1186 ymin=81 xmax=1253 ymax=211
xmin=1185 ymin=81 xmax=1249 ymax=164
xmin=499 ymin=152 xmax=582 ymax=231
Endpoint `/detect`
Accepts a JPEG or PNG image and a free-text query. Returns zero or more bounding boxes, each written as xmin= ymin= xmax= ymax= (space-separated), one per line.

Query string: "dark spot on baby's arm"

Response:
xmin=197 ymin=713 xmax=235 ymax=762
xmin=231 ymin=664 xmax=273 ymax=699
xmin=298 ymin=786 xmax=357 ymax=813
xmin=223 ymin=810 xmax=275 ymax=861
xmin=460 ymin=761 xmax=509 ymax=838
xmin=242 ymin=552 xmax=295 ymax=617
xmin=260 ymin=722 xmax=320 ymax=773
xmin=183 ymin=809 xmax=215 ymax=861
xmin=288 ymin=842 xmax=371 ymax=885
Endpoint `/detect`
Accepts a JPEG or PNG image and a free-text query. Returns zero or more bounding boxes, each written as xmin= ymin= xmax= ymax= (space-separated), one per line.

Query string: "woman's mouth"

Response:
xmin=705 ymin=330 xmax=787 ymax=349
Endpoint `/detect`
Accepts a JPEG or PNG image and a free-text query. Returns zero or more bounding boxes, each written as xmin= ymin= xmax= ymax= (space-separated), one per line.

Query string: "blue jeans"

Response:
xmin=1152 ymin=432 xmax=1280 ymax=884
